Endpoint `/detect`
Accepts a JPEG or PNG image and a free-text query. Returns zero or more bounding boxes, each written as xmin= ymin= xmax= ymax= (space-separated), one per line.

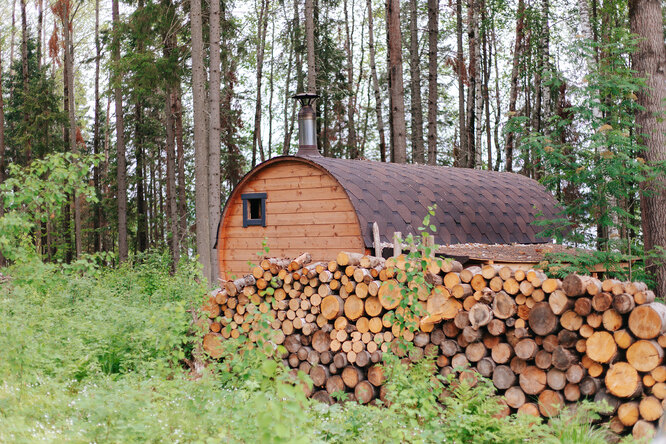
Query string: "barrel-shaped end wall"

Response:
xmin=217 ymin=158 xmax=365 ymax=280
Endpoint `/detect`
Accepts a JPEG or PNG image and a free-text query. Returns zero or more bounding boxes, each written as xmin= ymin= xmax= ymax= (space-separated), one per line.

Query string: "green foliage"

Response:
xmin=0 ymin=254 xmax=631 ymax=442
xmin=382 ymin=351 xmax=445 ymax=429
xmin=384 ymin=205 xmax=445 ymax=341
xmin=3 ymin=38 xmax=67 ymax=164
xmin=509 ymin=31 xmax=666 ymax=284
xmin=0 ymin=152 xmax=101 ymax=261
xmin=440 ymin=371 xmax=542 ymax=443
xmin=542 ymin=400 xmax=614 ymax=444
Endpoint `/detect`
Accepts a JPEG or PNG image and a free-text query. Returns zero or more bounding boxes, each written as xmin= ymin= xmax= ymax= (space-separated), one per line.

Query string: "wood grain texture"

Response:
xmin=218 ymin=160 xmax=364 ymax=279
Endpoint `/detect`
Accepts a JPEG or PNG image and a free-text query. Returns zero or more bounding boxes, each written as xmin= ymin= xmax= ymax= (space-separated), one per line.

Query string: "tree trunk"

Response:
xmin=465 ymin=0 xmax=480 ymax=169
xmin=165 ymin=89 xmax=179 ymax=268
xmin=305 ymin=0 xmax=316 ymax=93
xmin=454 ymin=0 xmax=467 ymax=167
xmin=174 ymin=85 xmax=187 ymax=245
xmin=409 ymin=0 xmax=424 ymax=164
xmin=505 ymin=0 xmax=524 ymax=172
xmin=0 ymin=41 xmax=5 ymax=266
xmin=630 ymin=0 xmax=666 ymax=299
xmin=163 ymin=0 xmax=179 ymax=269
xmin=386 ymin=0 xmax=407 ymax=164
xmin=209 ymin=0 xmax=222 ymax=284
xmin=134 ymin=74 xmax=147 ymax=251
xmin=282 ymin=15 xmax=294 ymax=155
xmin=21 ymin=0 xmax=31 ymax=162
xmin=112 ymin=0 xmax=128 ymax=262
xmin=252 ymin=0 xmax=270 ymax=167
xmin=366 ymin=0 xmax=387 ymax=162
xmin=93 ymin=0 xmax=101 ymax=253
xmin=482 ymin=11 xmax=492 ymax=170
xmin=267 ymin=16 xmax=275 ymax=158
xmin=147 ymin=148 xmax=156 ymax=246
xmin=426 ymin=0 xmax=438 ymax=165
xmin=37 ymin=0 xmax=43 ymax=69
xmin=60 ymin=0 xmax=81 ymax=257
xmin=10 ymin=0 xmax=16 ymax=72
xmin=191 ymin=0 xmax=212 ymax=284
xmin=221 ymin=1 xmax=242 ymax=186
xmin=492 ymin=24 xmax=501 ymax=170
xmin=343 ymin=0 xmax=357 ymax=158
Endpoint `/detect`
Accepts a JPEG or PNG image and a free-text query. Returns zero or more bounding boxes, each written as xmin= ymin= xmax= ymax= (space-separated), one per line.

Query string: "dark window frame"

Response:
xmin=241 ymin=192 xmax=267 ymax=227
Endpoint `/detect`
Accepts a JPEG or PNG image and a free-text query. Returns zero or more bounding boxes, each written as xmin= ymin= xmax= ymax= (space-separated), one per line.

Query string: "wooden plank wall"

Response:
xmin=218 ymin=160 xmax=365 ymax=280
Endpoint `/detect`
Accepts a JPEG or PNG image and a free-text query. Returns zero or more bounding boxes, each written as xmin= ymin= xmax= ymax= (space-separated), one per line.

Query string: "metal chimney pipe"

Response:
xmin=293 ymin=92 xmax=321 ymax=157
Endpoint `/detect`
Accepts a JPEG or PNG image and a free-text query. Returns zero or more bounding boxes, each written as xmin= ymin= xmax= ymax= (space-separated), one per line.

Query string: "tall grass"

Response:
xmin=0 ymin=253 xmax=624 ymax=443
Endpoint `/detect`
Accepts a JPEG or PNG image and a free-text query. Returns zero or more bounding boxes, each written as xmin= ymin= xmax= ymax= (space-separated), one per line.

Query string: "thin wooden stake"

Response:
xmin=393 ymin=231 xmax=402 ymax=256
xmin=373 ymin=222 xmax=382 ymax=258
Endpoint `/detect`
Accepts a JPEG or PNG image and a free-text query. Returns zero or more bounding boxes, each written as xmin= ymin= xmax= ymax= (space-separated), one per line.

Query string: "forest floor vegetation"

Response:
xmin=0 ymin=253 xmax=641 ymax=443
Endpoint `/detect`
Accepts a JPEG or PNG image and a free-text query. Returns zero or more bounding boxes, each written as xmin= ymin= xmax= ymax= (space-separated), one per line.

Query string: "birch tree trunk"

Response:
xmin=426 ymin=0 xmax=439 ymax=165
xmin=112 ymin=0 xmax=128 ymax=262
xmin=629 ymin=0 xmax=666 ymax=299
xmin=209 ymin=0 xmax=222 ymax=284
xmin=386 ymin=0 xmax=407 ymax=164
xmin=366 ymin=0 xmax=387 ymax=162
xmin=409 ymin=0 xmax=424 ymax=163
xmin=191 ymin=0 xmax=212 ymax=284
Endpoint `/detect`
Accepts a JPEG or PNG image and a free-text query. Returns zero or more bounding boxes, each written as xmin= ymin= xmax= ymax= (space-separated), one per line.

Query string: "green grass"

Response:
xmin=0 ymin=253 xmax=629 ymax=443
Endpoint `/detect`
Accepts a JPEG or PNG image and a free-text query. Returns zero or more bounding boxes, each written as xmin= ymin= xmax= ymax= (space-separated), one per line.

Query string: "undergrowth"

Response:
xmin=0 ymin=253 xmax=630 ymax=443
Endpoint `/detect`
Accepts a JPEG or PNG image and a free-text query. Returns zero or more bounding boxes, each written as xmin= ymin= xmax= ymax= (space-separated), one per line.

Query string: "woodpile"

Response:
xmin=202 ymin=251 xmax=662 ymax=439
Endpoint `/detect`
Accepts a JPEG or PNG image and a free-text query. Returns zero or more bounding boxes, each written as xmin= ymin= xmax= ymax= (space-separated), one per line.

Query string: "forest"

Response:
xmin=0 ymin=0 xmax=664 ymax=296
xmin=0 ymin=0 xmax=665 ymax=441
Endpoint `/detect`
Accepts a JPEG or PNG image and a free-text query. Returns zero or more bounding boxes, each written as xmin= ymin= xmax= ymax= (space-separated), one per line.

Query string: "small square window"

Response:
xmin=242 ymin=193 xmax=267 ymax=227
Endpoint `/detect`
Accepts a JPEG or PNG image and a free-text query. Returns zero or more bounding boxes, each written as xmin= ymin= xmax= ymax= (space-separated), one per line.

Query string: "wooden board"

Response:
xmin=221 ymin=223 xmax=360 ymax=239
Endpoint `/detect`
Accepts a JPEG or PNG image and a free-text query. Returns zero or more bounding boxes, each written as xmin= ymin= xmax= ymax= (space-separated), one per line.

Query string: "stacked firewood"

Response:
xmin=201 ymin=251 xmax=663 ymax=440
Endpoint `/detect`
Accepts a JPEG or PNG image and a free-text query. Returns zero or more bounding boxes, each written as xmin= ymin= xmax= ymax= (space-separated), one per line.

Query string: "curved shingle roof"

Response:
xmin=299 ymin=155 xmax=561 ymax=247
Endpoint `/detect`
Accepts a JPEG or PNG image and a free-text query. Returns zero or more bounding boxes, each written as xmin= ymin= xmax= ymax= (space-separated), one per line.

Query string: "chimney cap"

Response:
xmin=293 ymin=92 xmax=319 ymax=107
